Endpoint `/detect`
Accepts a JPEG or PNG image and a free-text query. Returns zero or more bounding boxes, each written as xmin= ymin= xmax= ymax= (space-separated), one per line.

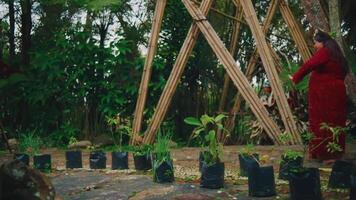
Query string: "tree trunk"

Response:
xmin=9 ymin=0 xmax=15 ymax=63
xmin=20 ymin=0 xmax=32 ymax=68
xmin=329 ymin=0 xmax=356 ymax=106
xmin=300 ymin=0 xmax=330 ymax=31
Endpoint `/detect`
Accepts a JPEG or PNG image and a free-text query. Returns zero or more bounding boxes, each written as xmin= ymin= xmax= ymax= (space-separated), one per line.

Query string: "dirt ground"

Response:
xmin=1 ymin=144 xmax=355 ymax=199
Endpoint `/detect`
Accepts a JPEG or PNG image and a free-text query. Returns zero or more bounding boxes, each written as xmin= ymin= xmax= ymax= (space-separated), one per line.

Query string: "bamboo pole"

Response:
xmin=218 ymin=3 xmax=243 ymax=114
xmin=239 ymin=0 xmax=301 ymax=144
xmin=142 ymin=0 xmax=214 ymax=144
xmin=217 ymin=3 xmax=243 ymax=142
xmin=224 ymin=0 xmax=280 ymax=138
xmin=131 ymin=0 xmax=167 ymax=145
xmin=279 ymin=0 xmax=312 ymax=61
xmin=182 ymin=0 xmax=283 ymax=144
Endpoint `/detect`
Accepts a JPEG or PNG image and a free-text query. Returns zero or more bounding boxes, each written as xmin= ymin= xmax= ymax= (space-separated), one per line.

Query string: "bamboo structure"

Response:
xmin=279 ymin=0 xmax=312 ymax=61
xmin=142 ymin=0 xmax=214 ymax=144
xmin=131 ymin=0 xmax=167 ymax=144
xmin=136 ymin=0 xmax=312 ymax=145
xmin=218 ymin=3 xmax=243 ymax=113
xmin=180 ymin=0 xmax=283 ymax=145
xmin=224 ymin=0 xmax=281 ymax=138
xmin=217 ymin=4 xmax=243 ymax=142
xmin=239 ymin=0 xmax=301 ymax=144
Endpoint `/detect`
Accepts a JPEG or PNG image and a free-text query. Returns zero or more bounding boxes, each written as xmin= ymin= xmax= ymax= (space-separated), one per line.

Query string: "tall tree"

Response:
xmin=300 ymin=0 xmax=329 ymax=31
xmin=20 ymin=0 xmax=32 ymax=67
xmin=8 ymin=0 xmax=15 ymax=63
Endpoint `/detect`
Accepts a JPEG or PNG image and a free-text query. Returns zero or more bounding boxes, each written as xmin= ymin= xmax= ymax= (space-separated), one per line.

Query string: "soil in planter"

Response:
xmin=33 ymin=154 xmax=51 ymax=172
xmin=328 ymin=160 xmax=353 ymax=188
xmin=153 ymin=160 xmax=174 ymax=183
xmin=248 ymin=165 xmax=276 ymax=197
xmin=65 ymin=151 xmax=82 ymax=169
xmin=134 ymin=154 xmax=152 ymax=170
xmin=200 ymin=161 xmax=224 ymax=189
xmin=238 ymin=153 xmax=259 ymax=177
xmin=289 ymin=168 xmax=322 ymax=200
xmin=112 ymin=151 xmax=128 ymax=170
xmin=279 ymin=156 xmax=303 ymax=180
xmin=14 ymin=153 xmax=30 ymax=166
xmin=89 ymin=151 xmax=106 ymax=169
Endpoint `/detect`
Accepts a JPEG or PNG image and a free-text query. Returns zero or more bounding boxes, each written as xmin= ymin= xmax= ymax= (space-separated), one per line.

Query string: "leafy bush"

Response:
xmin=184 ymin=114 xmax=227 ymax=165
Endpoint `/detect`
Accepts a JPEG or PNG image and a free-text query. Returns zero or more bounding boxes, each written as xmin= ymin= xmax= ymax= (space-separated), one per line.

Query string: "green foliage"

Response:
xmin=320 ymin=123 xmax=348 ymax=153
xmin=131 ymin=144 xmax=153 ymax=156
xmin=279 ymin=62 xmax=309 ymax=92
xmin=282 ymin=149 xmax=303 ymax=161
xmin=184 ymin=114 xmax=227 ymax=165
xmin=48 ymin=122 xmax=79 ymax=148
xmin=153 ymin=128 xmax=172 ymax=173
xmin=18 ymin=130 xmax=42 ymax=156
xmin=106 ymin=115 xmax=131 ymax=151
xmin=240 ymin=143 xmax=255 ymax=156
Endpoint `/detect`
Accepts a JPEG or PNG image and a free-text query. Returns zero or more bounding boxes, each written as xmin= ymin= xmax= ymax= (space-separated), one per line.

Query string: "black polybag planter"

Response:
xmin=248 ymin=165 xmax=276 ymax=197
xmin=33 ymin=154 xmax=51 ymax=172
xmin=89 ymin=151 xmax=106 ymax=169
xmin=278 ymin=156 xmax=303 ymax=180
xmin=200 ymin=161 xmax=224 ymax=189
xmin=134 ymin=154 xmax=152 ymax=170
xmin=238 ymin=153 xmax=259 ymax=177
xmin=350 ymin=175 xmax=356 ymax=200
xmin=65 ymin=150 xmax=82 ymax=169
xmin=199 ymin=151 xmax=204 ymax=172
xmin=14 ymin=153 xmax=29 ymax=166
xmin=199 ymin=151 xmax=209 ymax=172
xmin=112 ymin=151 xmax=128 ymax=170
xmin=289 ymin=168 xmax=322 ymax=200
xmin=153 ymin=160 xmax=174 ymax=183
xmin=328 ymin=160 xmax=353 ymax=188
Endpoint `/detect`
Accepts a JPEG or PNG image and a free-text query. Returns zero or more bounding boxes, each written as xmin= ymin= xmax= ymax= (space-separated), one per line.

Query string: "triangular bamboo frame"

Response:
xmin=131 ymin=0 xmax=167 ymax=144
xmin=133 ymin=0 xmax=312 ymax=145
xmin=221 ymin=0 xmax=312 ymax=143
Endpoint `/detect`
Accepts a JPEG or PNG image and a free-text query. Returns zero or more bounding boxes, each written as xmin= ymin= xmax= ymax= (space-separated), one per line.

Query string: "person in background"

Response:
xmin=290 ymin=29 xmax=348 ymax=164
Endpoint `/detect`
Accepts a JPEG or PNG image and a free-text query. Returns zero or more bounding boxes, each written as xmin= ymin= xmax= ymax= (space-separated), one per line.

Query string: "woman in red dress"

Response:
xmin=291 ymin=29 xmax=348 ymax=162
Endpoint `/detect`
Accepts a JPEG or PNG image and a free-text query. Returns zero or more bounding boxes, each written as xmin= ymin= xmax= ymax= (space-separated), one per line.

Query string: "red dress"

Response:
xmin=292 ymin=47 xmax=347 ymax=160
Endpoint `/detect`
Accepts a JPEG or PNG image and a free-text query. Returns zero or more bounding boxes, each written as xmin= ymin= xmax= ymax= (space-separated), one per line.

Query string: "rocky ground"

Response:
xmin=1 ymin=144 xmax=355 ymax=200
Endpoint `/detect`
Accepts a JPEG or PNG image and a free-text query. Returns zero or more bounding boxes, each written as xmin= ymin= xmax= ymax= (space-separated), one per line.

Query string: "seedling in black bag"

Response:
xmin=184 ymin=114 xmax=228 ymax=189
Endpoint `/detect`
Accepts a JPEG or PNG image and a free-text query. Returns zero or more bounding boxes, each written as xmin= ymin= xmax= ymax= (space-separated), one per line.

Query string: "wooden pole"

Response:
xmin=224 ymin=0 xmax=280 ymax=138
xmin=279 ymin=0 xmax=311 ymax=61
xmin=142 ymin=0 xmax=214 ymax=144
xmin=239 ymin=0 xmax=301 ymax=144
xmin=181 ymin=0 xmax=283 ymax=144
xmin=131 ymin=0 xmax=167 ymax=144
xmin=217 ymin=3 xmax=243 ymax=142
xmin=218 ymin=3 xmax=243 ymax=114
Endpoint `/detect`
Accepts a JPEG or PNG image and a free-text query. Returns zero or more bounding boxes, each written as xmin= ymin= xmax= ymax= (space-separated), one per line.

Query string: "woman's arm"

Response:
xmin=292 ymin=47 xmax=330 ymax=84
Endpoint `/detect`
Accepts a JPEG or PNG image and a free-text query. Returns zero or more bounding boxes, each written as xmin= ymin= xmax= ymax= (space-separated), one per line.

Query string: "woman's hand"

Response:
xmin=288 ymin=75 xmax=294 ymax=83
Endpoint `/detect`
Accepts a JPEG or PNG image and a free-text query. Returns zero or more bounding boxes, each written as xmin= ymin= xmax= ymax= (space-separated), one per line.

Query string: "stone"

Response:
xmin=0 ymin=160 xmax=56 ymax=200
xmin=92 ymin=134 xmax=114 ymax=147
xmin=173 ymin=193 xmax=214 ymax=200
xmin=68 ymin=140 xmax=92 ymax=149
xmin=8 ymin=138 xmax=18 ymax=150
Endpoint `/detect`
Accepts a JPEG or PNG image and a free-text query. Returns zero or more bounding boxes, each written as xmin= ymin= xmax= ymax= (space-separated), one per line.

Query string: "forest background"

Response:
xmin=0 ymin=0 xmax=355 ymax=148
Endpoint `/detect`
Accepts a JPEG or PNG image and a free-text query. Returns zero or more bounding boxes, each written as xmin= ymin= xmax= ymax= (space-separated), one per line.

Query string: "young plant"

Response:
xmin=154 ymin=128 xmax=172 ymax=164
xmin=132 ymin=144 xmax=152 ymax=156
xmin=240 ymin=143 xmax=255 ymax=156
xmin=106 ymin=115 xmax=131 ymax=151
xmin=320 ymin=123 xmax=347 ymax=153
xmin=279 ymin=132 xmax=304 ymax=160
xmin=184 ymin=114 xmax=228 ymax=165
xmin=18 ymin=130 xmax=42 ymax=156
